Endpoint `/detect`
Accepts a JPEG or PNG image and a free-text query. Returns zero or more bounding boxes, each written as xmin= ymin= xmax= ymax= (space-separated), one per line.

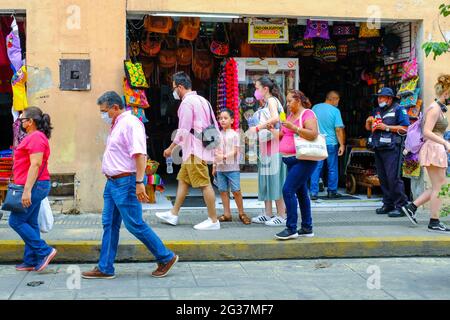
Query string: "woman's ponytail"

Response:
xmin=23 ymin=106 xmax=53 ymax=139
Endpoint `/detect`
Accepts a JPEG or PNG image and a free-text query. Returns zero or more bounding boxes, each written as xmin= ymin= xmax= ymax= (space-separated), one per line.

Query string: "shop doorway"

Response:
xmin=0 ymin=13 xmax=26 ymax=201
xmin=125 ymin=14 xmax=420 ymax=207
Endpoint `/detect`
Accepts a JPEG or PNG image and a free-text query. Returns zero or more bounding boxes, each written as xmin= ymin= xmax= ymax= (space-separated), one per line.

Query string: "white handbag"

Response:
xmin=38 ymin=197 xmax=54 ymax=233
xmin=294 ymin=110 xmax=328 ymax=161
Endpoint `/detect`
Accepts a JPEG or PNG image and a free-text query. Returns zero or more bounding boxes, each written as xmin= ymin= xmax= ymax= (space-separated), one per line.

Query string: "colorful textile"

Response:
xmin=12 ymin=66 xmax=28 ymax=111
xmin=6 ymin=18 xmax=23 ymax=73
xmin=146 ymin=173 xmax=165 ymax=193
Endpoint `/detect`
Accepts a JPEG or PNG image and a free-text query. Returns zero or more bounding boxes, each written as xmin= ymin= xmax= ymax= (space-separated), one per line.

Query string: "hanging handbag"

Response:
xmin=397 ymin=76 xmax=419 ymax=97
xmin=124 ymin=60 xmax=149 ymax=89
xmin=332 ymin=23 xmax=356 ymax=36
xmin=158 ymin=38 xmax=177 ymax=69
xmin=299 ymin=38 xmax=314 ymax=57
xmin=177 ymin=17 xmax=201 ymax=41
xmin=176 ymin=42 xmax=193 ymax=66
xmin=337 ymin=39 xmax=349 ymax=60
xmin=359 ymin=22 xmax=380 ymax=38
xmin=210 ymin=23 xmax=230 ymax=58
xmin=144 ymin=16 xmax=173 ymax=34
xmin=141 ymin=32 xmax=161 ymax=57
xmin=320 ymin=40 xmax=338 ymax=63
xmin=294 ymin=110 xmax=328 ymax=161
xmin=1 ymin=163 xmax=47 ymax=213
xmin=140 ymin=57 xmax=155 ymax=79
xmin=193 ymin=38 xmax=214 ymax=80
xmin=402 ymin=44 xmax=418 ymax=81
xmin=400 ymin=88 xmax=420 ymax=108
xmin=304 ymin=20 xmax=330 ymax=39
xmin=123 ymin=77 xmax=150 ymax=108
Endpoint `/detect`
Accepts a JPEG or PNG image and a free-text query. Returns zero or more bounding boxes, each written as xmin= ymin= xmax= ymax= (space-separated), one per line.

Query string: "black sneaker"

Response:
xmin=376 ymin=206 xmax=395 ymax=215
xmin=310 ymin=194 xmax=319 ymax=201
xmin=401 ymin=203 xmax=418 ymax=225
xmin=298 ymin=227 xmax=314 ymax=237
xmin=388 ymin=209 xmax=406 ymax=218
xmin=428 ymin=222 xmax=450 ymax=234
xmin=327 ymin=192 xmax=342 ymax=199
xmin=275 ymin=228 xmax=299 ymax=240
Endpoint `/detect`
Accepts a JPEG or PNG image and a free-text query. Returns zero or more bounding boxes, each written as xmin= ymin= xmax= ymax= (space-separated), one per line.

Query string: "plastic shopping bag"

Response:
xmin=38 ymin=197 xmax=54 ymax=233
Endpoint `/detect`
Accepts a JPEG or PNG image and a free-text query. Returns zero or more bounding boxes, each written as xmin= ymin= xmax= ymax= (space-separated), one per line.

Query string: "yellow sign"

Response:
xmin=248 ymin=18 xmax=289 ymax=44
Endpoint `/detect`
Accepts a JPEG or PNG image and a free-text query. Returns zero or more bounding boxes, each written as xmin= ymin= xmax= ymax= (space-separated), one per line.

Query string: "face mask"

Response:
xmin=101 ymin=112 xmax=112 ymax=125
xmin=254 ymin=89 xmax=264 ymax=101
xmin=378 ymin=102 xmax=387 ymax=108
xmin=173 ymin=89 xmax=181 ymax=100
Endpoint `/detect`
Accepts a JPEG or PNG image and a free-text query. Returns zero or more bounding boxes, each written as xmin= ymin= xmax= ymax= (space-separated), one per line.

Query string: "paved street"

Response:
xmin=1 ymin=258 xmax=450 ymax=300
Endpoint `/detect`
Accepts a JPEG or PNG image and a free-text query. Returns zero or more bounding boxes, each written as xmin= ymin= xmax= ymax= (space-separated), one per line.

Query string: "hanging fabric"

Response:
xmin=6 ymin=17 xmax=23 ymax=74
xmin=11 ymin=65 xmax=28 ymax=112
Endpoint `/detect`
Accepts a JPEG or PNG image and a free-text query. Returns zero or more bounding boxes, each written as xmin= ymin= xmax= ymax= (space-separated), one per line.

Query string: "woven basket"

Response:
xmin=145 ymin=160 xmax=160 ymax=176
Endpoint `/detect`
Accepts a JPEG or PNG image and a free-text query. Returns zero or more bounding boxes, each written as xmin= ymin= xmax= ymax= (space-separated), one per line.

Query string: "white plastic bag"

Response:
xmin=38 ymin=197 xmax=53 ymax=233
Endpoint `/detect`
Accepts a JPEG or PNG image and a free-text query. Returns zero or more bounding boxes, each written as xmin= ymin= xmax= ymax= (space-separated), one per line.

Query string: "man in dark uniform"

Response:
xmin=365 ymin=87 xmax=410 ymax=217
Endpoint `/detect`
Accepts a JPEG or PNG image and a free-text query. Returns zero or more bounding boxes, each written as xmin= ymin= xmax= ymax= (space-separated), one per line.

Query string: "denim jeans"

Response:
xmin=310 ymin=144 xmax=339 ymax=195
xmin=216 ymin=171 xmax=240 ymax=193
xmin=282 ymin=157 xmax=318 ymax=232
xmin=98 ymin=175 xmax=174 ymax=275
xmin=9 ymin=180 xmax=52 ymax=266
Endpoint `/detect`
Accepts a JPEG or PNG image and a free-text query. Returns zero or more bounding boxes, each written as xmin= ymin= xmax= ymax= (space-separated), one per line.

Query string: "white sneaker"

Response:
xmin=265 ymin=216 xmax=287 ymax=227
xmin=251 ymin=215 xmax=273 ymax=224
xmin=155 ymin=211 xmax=178 ymax=226
xmin=193 ymin=218 xmax=220 ymax=231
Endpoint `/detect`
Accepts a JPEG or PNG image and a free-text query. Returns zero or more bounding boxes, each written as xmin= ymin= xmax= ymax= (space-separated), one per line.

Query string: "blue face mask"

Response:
xmin=379 ymin=102 xmax=387 ymax=108
xmin=101 ymin=112 xmax=112 ymax=125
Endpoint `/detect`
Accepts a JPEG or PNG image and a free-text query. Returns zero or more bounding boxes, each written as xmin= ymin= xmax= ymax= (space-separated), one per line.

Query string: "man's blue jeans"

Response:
xmin=282 ymin=157 xmax=318 ymax=232
xmin=9 ymin=180 xmax=53 ymax=266
xmin=310 ymin=144 xmax=339 ymax=195
xmin=98 ymin=175 xmax=174 ymax=275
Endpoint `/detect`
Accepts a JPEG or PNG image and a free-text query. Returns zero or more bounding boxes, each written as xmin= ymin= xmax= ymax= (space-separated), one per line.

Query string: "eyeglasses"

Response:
xmin=19 ymin=118 xmax=31 ymax=123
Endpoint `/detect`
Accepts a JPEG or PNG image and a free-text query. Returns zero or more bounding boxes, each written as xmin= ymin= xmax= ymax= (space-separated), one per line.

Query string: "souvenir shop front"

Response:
xmin=0 ymin=13 xmax=26 ymax=203
xmin=123 ymin=13 xmax=422 ymax=203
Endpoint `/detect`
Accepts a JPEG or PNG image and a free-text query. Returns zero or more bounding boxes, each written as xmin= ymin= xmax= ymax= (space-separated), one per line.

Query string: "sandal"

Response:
xmin=218 ymin=215 xmax=232 ymax=222
xmin=239 ymin=213 xmax=251 ymax=225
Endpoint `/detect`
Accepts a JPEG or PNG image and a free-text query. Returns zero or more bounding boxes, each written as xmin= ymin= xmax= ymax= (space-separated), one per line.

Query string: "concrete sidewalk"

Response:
xmin=1 ymin=208 xmax=450 ymax=262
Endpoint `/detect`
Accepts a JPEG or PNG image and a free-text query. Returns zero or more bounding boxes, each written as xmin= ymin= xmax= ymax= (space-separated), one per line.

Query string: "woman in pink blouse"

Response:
xmin=274 ymin=90 xmax=320 ymax=240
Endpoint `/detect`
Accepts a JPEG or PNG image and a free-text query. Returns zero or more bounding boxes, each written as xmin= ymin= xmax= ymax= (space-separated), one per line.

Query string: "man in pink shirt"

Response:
xmin=82 ymin=91 xmax=178 ymax=280
xmin=156 ymin=72 xmax=220 ymax=231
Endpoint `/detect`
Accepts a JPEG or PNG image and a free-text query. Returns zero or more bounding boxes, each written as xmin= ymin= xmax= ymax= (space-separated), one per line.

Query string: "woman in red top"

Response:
xmin=8 ymin=106 xmax=56 ymax=272
xmin=274 ymin=90 xmax=320 ymax=240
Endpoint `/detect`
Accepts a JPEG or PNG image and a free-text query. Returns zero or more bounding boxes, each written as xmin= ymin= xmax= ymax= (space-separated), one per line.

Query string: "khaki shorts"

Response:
xmin=177 ymin=155 xmax=211 ymax=188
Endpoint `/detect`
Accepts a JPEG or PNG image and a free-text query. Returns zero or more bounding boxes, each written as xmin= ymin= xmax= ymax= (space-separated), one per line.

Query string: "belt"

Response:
xmin=105 ymin=172 xmax=135 ymax=180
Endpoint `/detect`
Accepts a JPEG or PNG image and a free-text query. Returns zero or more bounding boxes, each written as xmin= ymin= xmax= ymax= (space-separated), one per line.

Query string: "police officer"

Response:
xmin=365 ymin=87 xmax=410 ymax=217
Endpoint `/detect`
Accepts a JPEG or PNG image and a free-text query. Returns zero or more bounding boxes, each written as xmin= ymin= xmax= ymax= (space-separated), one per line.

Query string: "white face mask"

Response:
xmin=379 ymin=102 xmax=387 ymax=108
xmin=101 ymin=112 xmax=112 ymax=125
xmin=173 ymin=89 xmax=181 ymax=100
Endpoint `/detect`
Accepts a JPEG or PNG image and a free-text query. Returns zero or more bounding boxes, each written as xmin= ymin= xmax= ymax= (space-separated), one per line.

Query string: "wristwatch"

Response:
xmin=385 ymin=127 xmax=390 ymax=132
xmin=135 ymin=180 xmax=144 ymax=184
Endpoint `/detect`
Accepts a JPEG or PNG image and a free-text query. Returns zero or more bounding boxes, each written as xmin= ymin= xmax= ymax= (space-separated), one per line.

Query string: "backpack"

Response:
xmin=404 ymin=113 xmax=424 ymax=154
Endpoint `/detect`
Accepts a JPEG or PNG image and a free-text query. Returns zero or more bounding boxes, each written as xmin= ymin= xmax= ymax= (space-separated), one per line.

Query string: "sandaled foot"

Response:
xmin=218 ymin=215 xmax=232 ymax=222
xmin=239 ymin=213 xmax=251 ymax=225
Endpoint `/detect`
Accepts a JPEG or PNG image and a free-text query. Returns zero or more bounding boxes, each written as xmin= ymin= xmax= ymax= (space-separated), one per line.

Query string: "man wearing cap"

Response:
xmin=365 ymin=87 xmax=410 ymax=217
